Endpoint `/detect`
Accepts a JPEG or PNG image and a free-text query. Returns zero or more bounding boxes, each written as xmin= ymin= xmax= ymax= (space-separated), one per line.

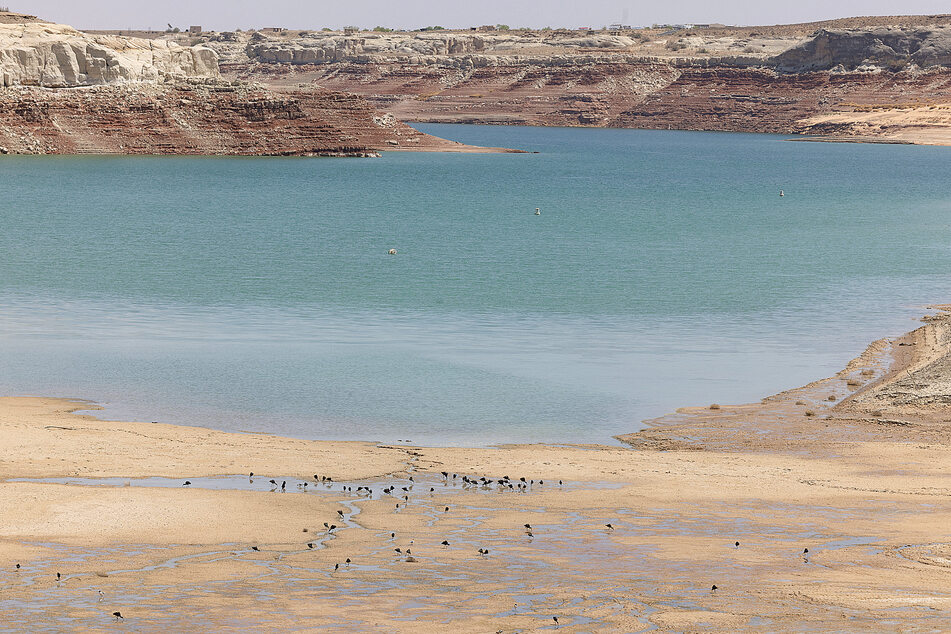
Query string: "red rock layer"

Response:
xmin=0 ymin=80 xmax=481 ymax=155
xmin=228 ymin=61 xmax=951 ymax=135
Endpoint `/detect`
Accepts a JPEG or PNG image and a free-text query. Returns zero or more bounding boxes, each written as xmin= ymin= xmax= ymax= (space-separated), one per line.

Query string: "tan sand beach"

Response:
xmin=3 ymin=309 xmax=951 ymax=630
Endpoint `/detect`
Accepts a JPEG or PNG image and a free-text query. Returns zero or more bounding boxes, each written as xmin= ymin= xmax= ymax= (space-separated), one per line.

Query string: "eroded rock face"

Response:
xmin=772 ymin=27 xmax=951 ymax=72
xmin=0 ymin=80 xmax=459 ymax=155
xmin=244 ymin=32 xmax=637 ymax=65
xmin=0 ymin=22 xmax=219 ymax=87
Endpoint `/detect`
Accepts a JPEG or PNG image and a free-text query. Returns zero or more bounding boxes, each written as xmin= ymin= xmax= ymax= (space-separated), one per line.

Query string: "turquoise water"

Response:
xmin=1 ymin=124 xmax=951 ymax=445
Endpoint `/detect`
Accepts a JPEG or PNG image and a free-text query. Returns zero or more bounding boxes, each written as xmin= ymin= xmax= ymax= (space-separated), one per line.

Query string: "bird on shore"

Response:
xmin=553 ymin=616 xmax=559 ymax=626
xmin=182 ymin=480 xmax=191 ymax=487
xmin=394 ymin=548 xmax=402 ymax=555
xmin=281 ymin=481 xmax=286 ymax=492
xmin=98 ymin=590 xmax=104 ymax=602
xmin=307 ymin=543 xmax=314 ymax=549
xmin=113 ymin=611 xmax=123 ymax=621
xmin=15 ymin=564 xmax=19 ymax=570
xmin=524 ymin=523 xmax=532 ymax=530
xmin=735 ymin=541 xmax=740 ymax=548
xmin=249 ymin=472 xmax=253 ymax=478
xmin=269 ymin=479 xmax=277 ymax=486
xmin=441 ymin=540 xmax=450 ymax=548
xmin=711 ymin=585 xmax=718 ymax=593
xmin=251 ymin=546 xmax=260 ymax=552
xmin=334 ymin=563 xmax=339 ymax=571
xmin=390 ymin=532 xmax=396 ymax=538
xmin=56 ymin=572 xmax=61 ymax=581
xmin=337 ymin=510 xmax=345 ymax=518
xmin=444 ymin=506 xmax=450 ymax=512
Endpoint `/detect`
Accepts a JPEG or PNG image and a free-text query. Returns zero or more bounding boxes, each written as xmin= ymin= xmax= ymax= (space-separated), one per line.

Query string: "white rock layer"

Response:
xmin=0 ymin=22 xmax=218 ymax=87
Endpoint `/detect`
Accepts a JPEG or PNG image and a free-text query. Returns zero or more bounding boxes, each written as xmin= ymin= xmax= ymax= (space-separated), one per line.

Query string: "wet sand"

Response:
xmin=4 ymin=310 xmax=951 ymax=630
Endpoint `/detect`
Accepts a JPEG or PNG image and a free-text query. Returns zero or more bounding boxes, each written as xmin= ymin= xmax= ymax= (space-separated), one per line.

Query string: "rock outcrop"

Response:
xmin=0 ymin=80 xmax=490 ymax=155
xmin=772 ymin=27 xmax=951 ymax=72
xmin=194 ymin=20 xmax=951 ymax=144
xmin=242 ymin=31 xmax=638 ymax=66
xmin=0 ymin=22 xmax=219 ymax=87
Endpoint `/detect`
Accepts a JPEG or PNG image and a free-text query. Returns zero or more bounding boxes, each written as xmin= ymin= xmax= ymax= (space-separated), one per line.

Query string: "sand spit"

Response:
xmin=5 ymin=311 xmax=951 ymax=630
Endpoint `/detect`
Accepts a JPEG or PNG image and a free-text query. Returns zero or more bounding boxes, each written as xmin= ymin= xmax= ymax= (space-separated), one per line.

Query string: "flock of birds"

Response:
xmin=16 ymin=467 xmax=817 ymax=626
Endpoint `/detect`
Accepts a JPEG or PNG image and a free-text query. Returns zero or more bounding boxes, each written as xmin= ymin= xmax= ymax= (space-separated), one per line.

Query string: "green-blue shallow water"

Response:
xmin=1 ymin=124 xmax=951 ymax=445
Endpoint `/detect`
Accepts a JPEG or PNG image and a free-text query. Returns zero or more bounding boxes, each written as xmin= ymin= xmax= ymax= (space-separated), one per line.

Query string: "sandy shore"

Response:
xmin=4 ymin=310 xmax=951 ymax=631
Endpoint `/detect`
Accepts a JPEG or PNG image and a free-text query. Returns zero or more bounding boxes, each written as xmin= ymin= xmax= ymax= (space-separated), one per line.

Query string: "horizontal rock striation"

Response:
xmin=0 ymin=80 xmax=471 ymax=155
xmin=202 ymin=21 xmax=951 ymax=143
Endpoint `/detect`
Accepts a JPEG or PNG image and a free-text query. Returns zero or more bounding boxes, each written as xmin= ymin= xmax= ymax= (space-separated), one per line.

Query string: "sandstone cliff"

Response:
xmin=0 ymin=22 xmax=219 ymax=87
xmin=0 ymin=79 xmax=492 ymax=155
xmin=0 ymin=13 xmax=499 ymax=155
xmin=772 ymin=27 xmax=951 ymax=72
xmin=192 ymin=19 xmax=951 ymax=145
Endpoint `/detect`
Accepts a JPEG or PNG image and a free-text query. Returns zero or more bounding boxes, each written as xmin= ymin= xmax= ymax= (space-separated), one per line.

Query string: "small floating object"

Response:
xmin=780 ymin=190 xmax=785 ymax=197
xmin=388 ymin=248 xmax=397 ymax=255
xmin=535 ymin=207 xmax=541 ymax=215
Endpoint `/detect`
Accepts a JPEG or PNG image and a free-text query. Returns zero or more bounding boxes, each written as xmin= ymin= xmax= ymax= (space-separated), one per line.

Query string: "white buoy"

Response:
xmin=388 ymin=248 xmax=397 ymax=255
xmin=535 ymin=207 xmax=541 ymax=215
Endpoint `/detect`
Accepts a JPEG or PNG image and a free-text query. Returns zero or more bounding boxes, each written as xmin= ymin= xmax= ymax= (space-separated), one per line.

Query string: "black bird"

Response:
xmin=249 ymin=472 xmax=254 ymax=477
xmin=441 ymin=471 xmax=448 ymax=478
xmin=345 ymin=558 xmax=351 ymax=567
xmin=269 ymin=479 xmax=277 ymax=486
xmin=559 ymin=480 xmax=563 ymax=485
xmin=329 ymin=524 xmax=337 ymax=531
xmin=113 ymin=612 xmax=123 ymax=621
xmin=395 ymin=548 xmax=402 ymax=554
xmin=251 ymin=546 xmax=259 ymax=551
xmin=803 ymin=548 xmax=809 ymax=554
xmin=539 ymin=480 xmax=544 ymax=485
xmin=519 ymin=477 xmax=526 ymax=483
xmin=307 ymin=543 xmax=314 ymax=549
xmin=56 ymin=572 xmax=61 ymax=581
xmin=553 ymin=616 xmax=559 ymax=626
xmin=441 ymin=540 xmax=450 ymax=547
xmin=409 ymin=476 xmax=414 ymax=482
xmin=524 ymin=524 xmax=532 ymax=529
xmin=430 ymin=487 xmax=435 ymax=493
xmin=334 ymin=563 xmax=339 ymax=571
xmin=15 ymin=564 xmax=19 ymax=570
xmin=735 ymin=541 xmax=740 ymax=547
xmin=711 ymin=585 xmax=718 ymax=593
xmin=526 ymin=531 xmax=533 ymax=538
xmin=281 ymin=481 xmax=286 ymax=491
xmin=390 ymin=532 xmax=395 ymax=538
xmin=606 ymin=524 xmax=615 ymax=530
xmin=444 ymin=506 xmax=449 ymax=512
xmin=183 ymin=481 xmax=191 ymax=486
xmin=337 ymin=510 xmax=345 ymax=517
xmin=323 ymin=522 xmax=329 ymax=529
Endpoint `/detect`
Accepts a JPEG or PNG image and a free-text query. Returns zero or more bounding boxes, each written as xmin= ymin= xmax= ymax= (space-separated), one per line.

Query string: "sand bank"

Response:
xmin=4 ymin=310 xmax=951 ymax=630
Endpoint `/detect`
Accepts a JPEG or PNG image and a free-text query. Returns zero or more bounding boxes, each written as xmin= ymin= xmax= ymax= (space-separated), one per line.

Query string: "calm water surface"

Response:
xmin=1 ymin=124 xmax=950 ymax=445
